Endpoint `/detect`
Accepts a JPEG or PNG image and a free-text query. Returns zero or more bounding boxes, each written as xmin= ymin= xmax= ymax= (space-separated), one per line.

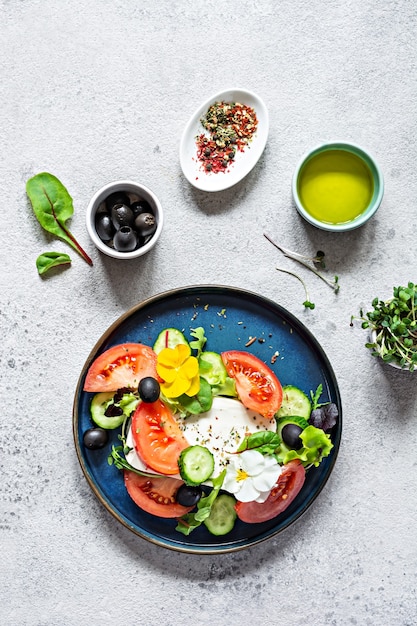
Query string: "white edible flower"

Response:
xmin=223 ymin=449 xmax=282 ymax=503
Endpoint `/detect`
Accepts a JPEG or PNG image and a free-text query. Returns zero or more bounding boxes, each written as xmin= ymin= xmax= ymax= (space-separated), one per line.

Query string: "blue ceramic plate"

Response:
xmin=73 ymin=285 xmax=342 ymax=554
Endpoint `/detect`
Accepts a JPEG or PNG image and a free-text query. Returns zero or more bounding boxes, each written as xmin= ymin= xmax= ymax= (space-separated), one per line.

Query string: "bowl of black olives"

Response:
xmin=86 ymin=180 xmax=163 ymax=259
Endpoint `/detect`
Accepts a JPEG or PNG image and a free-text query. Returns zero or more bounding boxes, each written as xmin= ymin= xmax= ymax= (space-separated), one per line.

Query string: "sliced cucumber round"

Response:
xmin=276 ymin=385 xmax=311 ymax=419
xmin=204 ymin=494 xmax=237 ymax=536
xmin=153 ymin=328 xmax=189 ymax=354
xmin=178 ymin=445 xmax=215 ymax=486
xmin=90 ymin=392 xmax=125 ymax=429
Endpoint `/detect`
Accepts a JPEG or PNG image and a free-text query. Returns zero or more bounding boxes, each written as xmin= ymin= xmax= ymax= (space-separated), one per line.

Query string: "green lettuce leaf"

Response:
xmin=278 ymin=425 xmax=333 ymax=467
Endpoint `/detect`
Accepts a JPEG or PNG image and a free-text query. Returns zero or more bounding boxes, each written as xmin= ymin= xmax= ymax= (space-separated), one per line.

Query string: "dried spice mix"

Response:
xmin=195 ymin=101 xmax=258 ymax=174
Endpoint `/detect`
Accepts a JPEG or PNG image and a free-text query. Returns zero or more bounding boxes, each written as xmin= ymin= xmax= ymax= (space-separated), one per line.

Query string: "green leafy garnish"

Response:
xmin=117 ymin=392 xmax=140 ymax=416
xmin=176 ymin=470 xmax=226 ymax=536
xmin=352 ymin=282 xmax=417 ymax=371
xmin=189 ymin=326 xmax=207 ymax=357
xmin=108 ymin=445 xmax=161 ymax=478
xmin=265 ymin=235 xmax=340 ymax=293
xmin=36 ymin=251 xmax=71 ymax=275
xmin=26 ymin=172 xmax=93 ymax=266
xmin=176 ymin=377 xmax=213 ymax=414
xmin=310 ymin=384 xmax=324 ymax=411
xmin=237 ymin=431 xmax=281 ymax=456
xmin=275 ymin=267 xmax=315 ymax=310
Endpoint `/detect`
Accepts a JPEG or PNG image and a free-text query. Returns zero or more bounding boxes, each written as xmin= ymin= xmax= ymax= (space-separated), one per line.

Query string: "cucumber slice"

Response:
xmin=90 ymin=391 xmax=139 ymax=429
xmin=199 ymin=351 xmax=227 ymax=386
xmin=276 ymin=385 xmax=311 ymax=419
xmin=90 ymin=392 xmax=125 ymax=429
xmin=153 ymin=328 xmax=189 ymax=354
xmin=204 ymin=494 xmax=237 ymax=536
xmin=178 ymin=445 xmax=215 ymax=486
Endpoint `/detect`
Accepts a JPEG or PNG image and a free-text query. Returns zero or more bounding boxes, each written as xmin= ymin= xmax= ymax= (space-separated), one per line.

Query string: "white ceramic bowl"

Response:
xmin=86 ymin=180 xmax=163 ymax=259
xmin=179 ymin=88 xmax=269 ymax=192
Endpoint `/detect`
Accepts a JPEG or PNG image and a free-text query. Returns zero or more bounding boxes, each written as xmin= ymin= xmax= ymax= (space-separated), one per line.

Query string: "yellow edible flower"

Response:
xmin=156 ymin=343 xmax=200 ymax=398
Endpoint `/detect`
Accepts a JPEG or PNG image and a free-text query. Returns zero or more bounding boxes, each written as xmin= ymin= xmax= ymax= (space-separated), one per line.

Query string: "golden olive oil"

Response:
xmin=297 ymin=149 xmax=374 ymax=224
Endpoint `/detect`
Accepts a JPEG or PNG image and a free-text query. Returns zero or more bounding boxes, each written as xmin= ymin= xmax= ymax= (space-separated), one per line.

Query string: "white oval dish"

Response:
xmin=179 ymin=88 xmax=269 ymax=192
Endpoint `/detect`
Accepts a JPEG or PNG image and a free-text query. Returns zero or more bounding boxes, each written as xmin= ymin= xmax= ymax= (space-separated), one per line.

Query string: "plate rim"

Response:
xmin=73 ymin=284 xmax=342 ymax=554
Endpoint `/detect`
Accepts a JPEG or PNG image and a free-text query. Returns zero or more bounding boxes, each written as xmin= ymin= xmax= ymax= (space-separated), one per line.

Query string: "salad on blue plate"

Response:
xmin=81 ymin=326 xmax=338 ymax=538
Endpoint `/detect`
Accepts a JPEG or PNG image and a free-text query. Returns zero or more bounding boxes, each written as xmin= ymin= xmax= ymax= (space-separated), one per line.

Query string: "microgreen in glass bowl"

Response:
xmin=352 ymin=283 xmax=417 ymax=371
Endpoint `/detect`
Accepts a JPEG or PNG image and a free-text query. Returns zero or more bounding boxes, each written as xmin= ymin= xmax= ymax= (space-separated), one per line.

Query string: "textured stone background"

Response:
xmin=1 ymin=1 xmax=416 ymax=625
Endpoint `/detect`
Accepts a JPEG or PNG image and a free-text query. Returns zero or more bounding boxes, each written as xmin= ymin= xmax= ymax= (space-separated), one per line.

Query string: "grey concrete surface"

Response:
xmin=1 ymin=1 xmax=416 ymax=625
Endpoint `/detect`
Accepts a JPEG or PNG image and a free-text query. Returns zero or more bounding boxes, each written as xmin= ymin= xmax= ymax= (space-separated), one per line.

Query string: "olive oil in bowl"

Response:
xmin=293 ymin=143 xmax=383 ymax=232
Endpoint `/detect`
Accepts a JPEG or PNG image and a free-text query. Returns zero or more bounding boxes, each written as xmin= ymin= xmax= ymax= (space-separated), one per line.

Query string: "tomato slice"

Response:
xmin=124 ymin=471 xmax=193 ymax=518
xmin=221 ymin=350 xmax=283 ymax=418
xmin=84 ymin=343 xmax=158 ymax=392
xmin=131 ymin=399 xmax=189 ymax=475
xmin=235 ymin=460 xmax=305 ymax=523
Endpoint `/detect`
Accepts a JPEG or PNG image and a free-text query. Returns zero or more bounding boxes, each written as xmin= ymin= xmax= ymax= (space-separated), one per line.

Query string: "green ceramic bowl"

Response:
xmin=292 ymin=141 xmax=384 ymax=232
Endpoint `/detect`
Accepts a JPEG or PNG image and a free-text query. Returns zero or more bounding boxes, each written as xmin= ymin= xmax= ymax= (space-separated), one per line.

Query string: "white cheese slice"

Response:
xmin=125 ymin=396 xmax=277 ymax=479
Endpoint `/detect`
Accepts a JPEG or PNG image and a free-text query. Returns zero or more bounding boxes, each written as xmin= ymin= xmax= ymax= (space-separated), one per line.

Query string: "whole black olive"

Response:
xmin=111 ymin=203 xmax=134 ymax=229
xmin=131 ymin=200 xmax=153 ymax=218
xmin=134 ymin=212 xmax=156 ymax=238
xmin=113 ymin=226 xmax=138 ymax=252
xmin=95 ymin=212 xmax=115 ymax=242
xmin=106 ymin=191 xmax=130 ymax=211
xmin=281 ymin=423 xmax=303 ymax=450
xmin=138 ymin=377 xmax=160 ymax=403
xmin=176 ymin=484 xmax=203 ymax=507
xmin=83 ymin=427 xmax=109 ymax=450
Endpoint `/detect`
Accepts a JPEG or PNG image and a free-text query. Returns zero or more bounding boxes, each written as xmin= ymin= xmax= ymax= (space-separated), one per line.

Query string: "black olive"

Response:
xmin=113 ymin=226 xmax=138 ymax=252
xmin=138 ymin=377 xmax=160 ymax=403
xmin=95 ymin=212 xmax=115 ymax=242
xmin=134 ymin=212 xmax=156 ymax=238
xmin=106 ymin=191 xmax=130 ymax=211
xmin=176 ymin=484 xmax=203 ymax=507
xmin=111 ymin=203 xmax=134 ymax=229
xmin=281 ymin=423 xmax=303 ymax=450
xmin=83 ymin=427 xmax=108 ymax=450
xmin=131 ymin=200 xmax=153 ymax=218
xmin=104 ymin=404 xmax=123 ymax=417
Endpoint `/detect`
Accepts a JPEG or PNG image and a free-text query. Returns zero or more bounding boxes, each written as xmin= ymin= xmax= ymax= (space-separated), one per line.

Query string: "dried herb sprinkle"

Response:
xmin=196 ymin=101 xmax=258 ymax=174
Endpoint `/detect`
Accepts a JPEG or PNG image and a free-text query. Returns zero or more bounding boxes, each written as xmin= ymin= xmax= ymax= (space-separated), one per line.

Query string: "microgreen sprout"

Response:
xmin=276 ymin=267 xmax=315 ymax=309
xmin=264 ymin=234 xmax=339 ymax=293
xmin=351 ymin=282 xmax=417 ymax=371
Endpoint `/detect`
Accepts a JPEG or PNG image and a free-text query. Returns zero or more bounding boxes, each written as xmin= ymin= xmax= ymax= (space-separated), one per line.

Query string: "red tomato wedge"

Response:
xmin=235 ymin=460 xmax=306 ymax=523
xmin=84 ymin=343 xmax=158 ymax=392
xmin=221 ymin=350 xmax=283 ymax=418
xmin=131 ymin=399 xmax=189 ymax=475
xmin=124 ymin=471 xmax=193 ymax=518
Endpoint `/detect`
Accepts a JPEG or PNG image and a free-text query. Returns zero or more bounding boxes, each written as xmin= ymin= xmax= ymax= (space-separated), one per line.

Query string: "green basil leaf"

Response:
xmin=237 ymin=430 xmax=281 ymax=455
xmin=26 ymin=172 xmax=93 ymax=266
xmin=177 ymin=377 xmax=213 ymax=414
xmin=36 ymin=251 xmax=71 ymax=275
